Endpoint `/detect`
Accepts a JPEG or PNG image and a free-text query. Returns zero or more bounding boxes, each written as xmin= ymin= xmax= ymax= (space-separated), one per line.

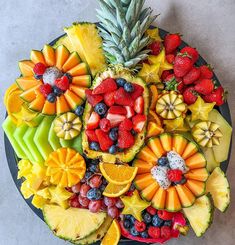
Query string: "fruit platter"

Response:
xmin=2 ymin=0 xmax=232 ymax=244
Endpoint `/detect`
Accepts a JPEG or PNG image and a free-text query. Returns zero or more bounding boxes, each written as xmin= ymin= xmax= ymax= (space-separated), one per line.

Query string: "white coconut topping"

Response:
xmin=151 ymin=166 xmax=171 ymax=189
xmin=43 ymin=67 xmax=63 ymax=86
xmin=167 ymin=151 xmax=188 ymax=173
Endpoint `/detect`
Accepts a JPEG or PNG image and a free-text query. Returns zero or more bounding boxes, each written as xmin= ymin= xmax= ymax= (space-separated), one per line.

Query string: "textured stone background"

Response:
xmin=0 ymin=0 xmax=234 ymax=244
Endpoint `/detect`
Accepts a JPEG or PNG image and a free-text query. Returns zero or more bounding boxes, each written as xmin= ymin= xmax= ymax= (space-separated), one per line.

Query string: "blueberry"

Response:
xmin=142 ymin=212 xmax=152 ymax=224
xmin=85 ymin=171 xmax=93 ymax=179
xmin=164 ymin=220 xmax=172 ymax=227
xmin=47 ymin=93 xmax=57 ymax=103
xmin=64 ymin=73 xmax=72 ymax=82
xmin=34 ymin=74 xmax=42 ymax=80
xmin=123 ymin=219 xmax=131 ymax=229
xmin=124 ymin=82 xmax=134 ymax=92
xmin=157 ymin=157 xmax=169 ymax=166
xmin=125 ymin=215 xmax=136 ymax=224
xmin=53 ymin=86 xmax=63 ymax=97
xmin=116 ymin=78 xmax=127 ymax=87
xmin=130 ymin=227 xmax=139 ymax=236
xmin=152 ymin=215 xmax=164 ymax=227
xmin=109 ymin=128 xmax=118 ymax=141
xmin=87 ymin=188 xmax=102 ymax=201
xmin=102 ymin=178 xmax=108 ymax=186
xmin=109 ymin=145 xmax=117 ymax=154
xmin=88 ymin=163 xmax=99 ymax=173
xmin=173 ymin=176 xmax=187 ymax=185
xmin=129 ymin=183 xmax=135 ymax=191
xmin=140 ymin=231 xmax=149 ymax=238
xmin=131 ymin=129 xmax=137 ymax=136
xmin=90 ymin=142 xmax=100 ymax=151
xmin=74 ymin=105 xmax=84 ymax=116
xmin=91 ymin=159 xmax=99 ymax=165
xmin=94 ymin=103 xmax=107 ymax=116
xmin=100 ymin=184 xmax=106 ymax=192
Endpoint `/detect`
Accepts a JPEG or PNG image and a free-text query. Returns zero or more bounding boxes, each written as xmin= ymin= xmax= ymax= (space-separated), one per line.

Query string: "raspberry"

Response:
xmin=99 ymin=118 xmax=111 ymax=132
xmin=134 ymin=220 xmax=146 ymax=232
xmin=148 ymin=226 xmax=161 ymax=239
xmin=160 ymin=226 xmax=171 ymax=239
xmin=167 ymin=169 xmax=183 ymax=182
xmin=119 ymin=118 xmax=133 ymax=131
xmin=157 ymin=210 xmax=174 ymax=221
xmin=33 ymin=62 xmax=47 ymax=75
xmin=39 ymin=83 xmax=52 ymax=97
xmin=55 ymin=76 xmax=70 ymax=91
xmin=146 ymin=206 xmax=157 ymax=216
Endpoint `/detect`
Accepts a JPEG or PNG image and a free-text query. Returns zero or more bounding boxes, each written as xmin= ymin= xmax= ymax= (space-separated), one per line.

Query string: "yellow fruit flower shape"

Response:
xmin=46 ymin=148 xmax=86 ymax=187
xmin=138 ymin=63 xmax=161 ymax=84
xmin=17 ymin=159 xmax=32 ymax=179
xmin=121 ymin=190 xmax=151 ymax=221
xmin=164 ymin=117 xmax=190 ymax=132
xmin=49 ymin=186 xmax=73 ymax=209
xmin=188 ymin=96 xmax=215 ymax=121
xmin=146 ymin=28 xmax=163 ymax=41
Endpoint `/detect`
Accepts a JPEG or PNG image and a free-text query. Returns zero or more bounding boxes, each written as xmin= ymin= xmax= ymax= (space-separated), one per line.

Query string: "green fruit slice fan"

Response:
xmin=3 ymin=0 xmax=232 ymax=244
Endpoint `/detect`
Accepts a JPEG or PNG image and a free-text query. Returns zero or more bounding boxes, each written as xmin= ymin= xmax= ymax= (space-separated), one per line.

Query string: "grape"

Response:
xmin=80 ymin=184 xmax=91 ymax=197
xmin=115 ymin=198 xmax=124 ymax=209
xmin=78 ymin=195 xmax=90 ymax=207
xmin=89 ymin=175 xmax=102 ymax=188
xmin=103 ymin=197 xmax=117 ymax=207
xmin=89 ymin=200 xmax=102 ymax=213
xmin=107 ymin=206 xmax=119 ymax=219
xmin=71 ymin=183 xmax=81 ymax=193
xmin=69 ymin=195 xmax=80 ymax=208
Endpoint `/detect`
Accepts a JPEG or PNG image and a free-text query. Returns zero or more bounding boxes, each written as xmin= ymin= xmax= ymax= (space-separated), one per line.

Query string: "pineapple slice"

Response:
xmin=43 ymin=205 xmax=106 ymax=241
xmin=183 ymin=194 xmax=213 ymax=237
xmin=65 ymin=23 xmax=107 ymax=76
xmin=206 ymin=167 xmax=230 ymax=212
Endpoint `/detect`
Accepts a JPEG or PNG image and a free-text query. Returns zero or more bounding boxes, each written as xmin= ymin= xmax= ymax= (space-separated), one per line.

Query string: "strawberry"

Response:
xmin=87 ymin=112 xmax=100 ymax=129
xmin=124 ymin=106 xmax=135 ymax=118
xmin=183 ymin=86 xmax=198 ymax=105
xmin=85 ymin=89 xmax=103 ymax=106
xmin=164 ymin=74 xmax=184 ymax=93
xmin=183 ymin=66 xmax=201 ymax=85
xmin=194 ymin=79 xmax=214 ymax=95
xmin=33 ymin=62 xmax=46 ymax=75
xmin=40 ymin=83 xmax=52 ymax=97
xmin=166 ymin=54 xmax=175 ymax=64
xmin=95 ymin=129 xmax=113 ymax=151
xmin=106 ymin=113 xmax=126 ymax=127
xmin=114 ymin=87 xmax=134 ymax=106
xmin=99 ymin=118 xmax=111 ymax=132
xmin=55 ymin=76 xmax=70 ymax=91
xmin=149 ymin=41 xmax=162 ymax=56
xmin=132 ymin=114 xmax=147 ymax=133
xmin=199 ymin=65 xmax=213 ymax=79
xmin=180 ymin=46 xmax=199 ymax=64
xmin=130 ymin=84 xmax=144 ymax=100
xmin=161 ymin=70 xmax=172 ymax=81
xmin=108 ymin=106 xmax=127 ymax=115
xmin=134 ymin=96 xmax=144 ymax=114
xmin=104 ymin=91 xmax=115 ymax=107
xmin=174 ymin=53 xmax=193 ymax=77
xmin=164 ymin=33 xmax=182 ymax=54
xmin=203 ymin=86 xmax=226 ymax=106
xmin=119 ymin=118 xmax=133 ymax=131
xmin=93 ymin=78 xmax=117 ymax=95
xmin=85 ymin=129 xmax=98 ymax=142
xmin=118 ymin=130 xmax=135 ymax=149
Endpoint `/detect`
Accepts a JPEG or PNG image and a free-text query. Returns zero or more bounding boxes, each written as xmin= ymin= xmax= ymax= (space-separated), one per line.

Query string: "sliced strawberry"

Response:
xmin=108 ymin=106 xmax=127 ymax=115
xmin=104 ymin=91 xmax=115 ymax=107
xmin=87 ymin=112 xmax=100 ymax=129
xmin=118 ymin=130 xmax=135 ymax=149
xmin=95 ymin=129 xmax=113 ymax=151
xmin=134 ymin=96 xmax=144 ymax=114
xmin=93 ymin=78 xmax=117 ymax=95
xmin=99 ymin=118 xmax=111 ymax=132
xmin=85 ymin=129 xmax=98 ymax=142
xmin=114 ymin=88 xmax=134 ymax=106
xmin=119 ymin=119 xmax=133 ymax=131
xmin=85 ymin=89 xmax=103 ymax=107
xmin=130 ymin=84 xmax=144 ymax=100
xmin=132 ymin=114 xmax=147 ymax=133
xmin=124 ymin=106 xmax=135 ymax=118
xmin=106 ymin=113 xmax=126 ymax=127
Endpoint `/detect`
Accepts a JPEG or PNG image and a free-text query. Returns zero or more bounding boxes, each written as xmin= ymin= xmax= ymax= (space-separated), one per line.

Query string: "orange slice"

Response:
xmin=101 ymin=219 xmax=121 ymax=245
xmin=103 ymin=182 xmax=131 ymax=197
xmin=99 ymin=162 xmax=138 ymax=185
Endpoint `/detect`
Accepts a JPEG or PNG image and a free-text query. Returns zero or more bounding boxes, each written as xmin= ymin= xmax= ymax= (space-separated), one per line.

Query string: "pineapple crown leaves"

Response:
xmin=97 ymin=0 xmax=158 ymax=68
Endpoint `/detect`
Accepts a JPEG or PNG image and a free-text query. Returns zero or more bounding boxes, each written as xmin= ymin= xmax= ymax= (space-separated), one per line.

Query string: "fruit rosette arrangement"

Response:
xmin=2 ymin=0 xmax=232 ymax=244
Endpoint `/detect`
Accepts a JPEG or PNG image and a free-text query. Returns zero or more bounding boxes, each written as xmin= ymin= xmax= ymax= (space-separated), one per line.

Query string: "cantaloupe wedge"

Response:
xmin=132 ymin=159 xmax=154 ymax=174
xmin=185 ymin=168 xmax=209 ymax=182
xmin=185 ymin=152 xmax=206 ymax=169
xmin=166 ymin=186 xmax=182 ymax=212
xmin=152 ymin=187 xmax=166 ymax=209
xmin=175 ymin=184 xmax=196 ymax=208
xmin=72 ymin=75 xmax=91 ymax=87
xmin=147 ymin=137 xmax=165 ymax=158
xmin=18 ymin=60 xmax=35 ymax=76
xmin=56 ymin=95 xmax=71 ymax=114
xmin=55 ymin=45 xmax=70 ymax=70
xmin=67 ymin=62 xmax=88 ymax=76
xmin=141 ymin=182 xmax=159 ymax=202
xmin=42 ymin=44 xmax=56 ymax=67
xmin=69 ymin=84 xmax=86 ymax=100
xmin=172 ymin=134 xmax=188 ymax=155
xmin=159 ymin=133 xmax=172 ymax=152
xmin=182 ymin=141 xmax=198 ymax=159
xmin=62 ymin=52 xmax=81 ymax=72
xmin=186 ymin=180 xmax=205 ymax=197
xmin=16 ymin=77 xmax=42 ymax=91
xmin=30 ymin=50 xmax=46 ymax=65
xmin=64 ymin=90 xmax=83 ymax=109
xmin=137 ymin=145 xmax=158 ymax=163
xmin=134 ymin=173 xmax=155 ymax=190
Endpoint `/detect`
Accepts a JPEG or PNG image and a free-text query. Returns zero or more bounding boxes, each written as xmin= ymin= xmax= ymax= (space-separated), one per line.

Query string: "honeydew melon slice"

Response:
xmin=48 ymin=123 xmax=61 ymax=150
xmin=72 ymin=133 xmax=83 ymax=155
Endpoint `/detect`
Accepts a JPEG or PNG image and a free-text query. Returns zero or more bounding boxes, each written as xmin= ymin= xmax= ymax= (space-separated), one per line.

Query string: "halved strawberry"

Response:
xmin=118 ymin=130 xmax=135 ymax=149
xmin=119 ymin=118 xmax=133 ymax=131
xmin=85 ymin=129 xmax=99 ymax=142
xmin=87 ymin=112 xmax=100 ymax=129
xmin=132 ymin=114 xmax=147 ymax=133
xmin=85 ymin=89 xmax=103 ymax=106
xmin=104 ymin=91 xmax=115 ymax=107
xmin=134 ymin=96 xmax=144 ymax=114
xmin=93 ymin=78 xmax=117 ymax=95
xmin=95 ymin=129 xmax=113 ymax=151
xmin=106 ymin=113 xmax=126 ymax=127
xmin=114 ymin=88 xmax=134 ymax=106
xmin=108 ymin=106 xmax=127 ymax=115
xmin=131 ymin=84 xmax=144 ymax=100
xmin=125 ymin=106 xmax=135 ymax=118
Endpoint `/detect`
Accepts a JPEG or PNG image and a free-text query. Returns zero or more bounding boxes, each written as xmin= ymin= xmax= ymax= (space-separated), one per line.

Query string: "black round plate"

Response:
xmin=4 ymin=27 xmax=232 ymax=244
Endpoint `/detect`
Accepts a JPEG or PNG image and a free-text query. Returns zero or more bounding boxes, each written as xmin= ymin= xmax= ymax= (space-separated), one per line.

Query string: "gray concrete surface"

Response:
xmin=0 ymin=0 xmax=235 ymax=244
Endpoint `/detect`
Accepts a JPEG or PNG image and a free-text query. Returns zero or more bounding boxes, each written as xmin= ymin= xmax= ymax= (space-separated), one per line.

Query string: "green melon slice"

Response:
xmin=43 ymin=204 xmax=106 ymax=241
xmin=48 ymin=123 xmax=61 ymax=150
xmin=2 ymin=117 xmax=26 ymax=159
xmin=59 ymin=138 xmax=74 ymax=148
xmin=72 ymin=134 xmax=83 ymax=155
xmin=202 ymin=147 xmax=220 ymax=173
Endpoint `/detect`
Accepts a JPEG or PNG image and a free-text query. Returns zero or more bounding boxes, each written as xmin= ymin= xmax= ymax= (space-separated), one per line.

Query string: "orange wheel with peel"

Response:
xmin=45 ymin=148 xmax=86 ymax=187
xmin=133 ymin=133 xmax=209 ymax=211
